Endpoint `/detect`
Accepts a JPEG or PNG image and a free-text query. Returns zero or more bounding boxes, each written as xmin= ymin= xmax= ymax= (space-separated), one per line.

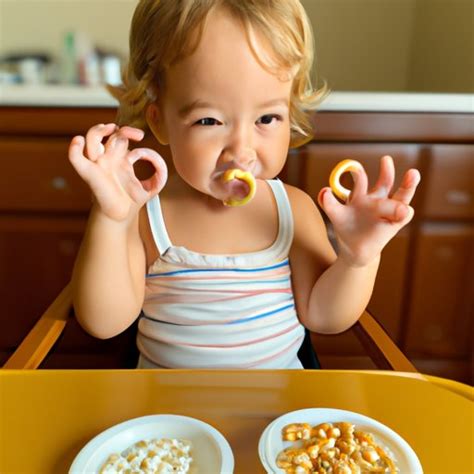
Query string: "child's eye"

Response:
xmin=257 ymin=114 xmax=282 ymax=125
xmin=195 ymin=117 xmax=220 ymax=126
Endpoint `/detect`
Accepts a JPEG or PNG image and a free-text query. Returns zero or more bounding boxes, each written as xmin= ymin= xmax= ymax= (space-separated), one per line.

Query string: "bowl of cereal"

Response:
xmin=258 ymin=408 xmax=423 ymax=474
xmin=69 ymin=414 xmax=234 ymax=474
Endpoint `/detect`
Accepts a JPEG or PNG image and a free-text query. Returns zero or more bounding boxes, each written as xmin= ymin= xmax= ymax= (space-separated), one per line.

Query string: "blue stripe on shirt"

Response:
xmin=146 ymin=259 xmax=289 ymax=278
xmin=228 ymin=303 xmax=295 ymax=325
xmin=141 ymin=302 xmax=295 ymax=326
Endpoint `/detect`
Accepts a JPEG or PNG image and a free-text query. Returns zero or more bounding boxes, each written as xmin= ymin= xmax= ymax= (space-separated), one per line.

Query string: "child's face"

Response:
xmin=149 ymin=7 xmax=293 ymax=203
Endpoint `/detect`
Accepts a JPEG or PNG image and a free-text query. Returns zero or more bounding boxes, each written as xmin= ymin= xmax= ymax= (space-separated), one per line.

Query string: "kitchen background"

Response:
xmin=0 ymin=0 xmax=472 ymax=92
xmin=0 ymin=1 xmax=472 ymax=381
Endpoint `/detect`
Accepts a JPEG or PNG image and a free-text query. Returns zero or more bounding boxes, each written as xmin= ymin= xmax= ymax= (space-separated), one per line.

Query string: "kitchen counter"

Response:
xmin=0 ymin=84 xmax=473 ymax=112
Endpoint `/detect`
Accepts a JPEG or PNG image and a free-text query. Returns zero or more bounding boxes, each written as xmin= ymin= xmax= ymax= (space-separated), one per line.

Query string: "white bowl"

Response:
xmin=69 ymin=414 xmax=234 ymax=474
xmin=258 ymin=408 xmax=423 ymax=473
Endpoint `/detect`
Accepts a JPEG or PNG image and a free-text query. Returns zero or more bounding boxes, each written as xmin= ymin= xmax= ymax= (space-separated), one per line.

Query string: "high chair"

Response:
xmin=3 ymin=282 xmax=418 ymax=372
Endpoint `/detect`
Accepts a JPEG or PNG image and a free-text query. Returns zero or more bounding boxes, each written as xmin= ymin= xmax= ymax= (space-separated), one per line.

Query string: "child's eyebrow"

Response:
xmin=178 ymin=100 xmax=214 ymax=118
xmin=178 ymin=98 xmax=289 ymax=118
xmin=257 ymin=98 xmax=289 ymax=109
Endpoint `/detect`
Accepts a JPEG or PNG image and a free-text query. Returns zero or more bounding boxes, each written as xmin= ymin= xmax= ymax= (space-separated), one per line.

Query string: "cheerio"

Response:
xmin=221 ymin=168 xmax=256 ymax=206
xmin=329 ymin=159 xmax=364 ymax=201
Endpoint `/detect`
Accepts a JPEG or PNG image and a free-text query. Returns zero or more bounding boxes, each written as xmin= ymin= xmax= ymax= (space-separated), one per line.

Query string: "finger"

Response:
xmin=68 ymin=135 xmax=94 ymax=179
xmin=123 ymin=172 xmax=150 ymax=204
xmin=370 ymin=155 xmax=395 ymax=199
xmin=104 ymin=132 xmax=130 ymax=158
xmin=392 ymin=168 xmax=421 ymax=205
xmin=104 ymin=127 xmax=145 ymax=158
xmin=400 ymin=205 xmax=415 ymax=227
xmin=85 ymin=123 xmax=118 ymax=161
xmin=375 ymin=199 xmax=412 ymax=223
xmin=127 ymin=148 xmax=168 ymax=195
xmin=117 ymin=126 xmax=145 ymax=142
xmin=348 ymin=164 xmax=368 ymax=202
xmin=318 ymin=187 xmax=347 ymax=224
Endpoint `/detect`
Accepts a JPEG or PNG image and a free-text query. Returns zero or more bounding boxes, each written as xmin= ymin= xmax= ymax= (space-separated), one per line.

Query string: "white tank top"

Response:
xmin=138 ymin=179 xmax=305 ymax=369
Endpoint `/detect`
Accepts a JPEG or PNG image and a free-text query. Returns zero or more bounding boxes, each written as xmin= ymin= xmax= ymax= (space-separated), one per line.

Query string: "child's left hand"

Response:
xmin=317 ymin=155 xmax=421 ymax=267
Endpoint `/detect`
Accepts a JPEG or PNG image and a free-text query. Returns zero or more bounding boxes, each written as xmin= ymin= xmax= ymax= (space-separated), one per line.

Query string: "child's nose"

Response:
xmin=222 ymin=127 xmax=257 ymax=170
xmin=223 ymin=148 xmax=256 ymax=170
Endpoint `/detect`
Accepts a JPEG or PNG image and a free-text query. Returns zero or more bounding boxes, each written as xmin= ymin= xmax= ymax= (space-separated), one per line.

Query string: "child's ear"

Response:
xmin=146 ymin=103 xmax=169 ymax=145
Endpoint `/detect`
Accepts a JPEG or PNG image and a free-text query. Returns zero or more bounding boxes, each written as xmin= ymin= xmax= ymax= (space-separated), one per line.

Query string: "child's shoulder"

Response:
xmin=281 ymin=182 xmax=328 ymax=239
xmin=139 ymin=204 xmax=160 ymax=265
xmin=281 ymin=182 xmax=320 ymax=214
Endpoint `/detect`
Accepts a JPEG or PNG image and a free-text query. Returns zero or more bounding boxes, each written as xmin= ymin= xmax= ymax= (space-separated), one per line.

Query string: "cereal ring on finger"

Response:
xmin=329 ymin=159 xmax=364 ymax=201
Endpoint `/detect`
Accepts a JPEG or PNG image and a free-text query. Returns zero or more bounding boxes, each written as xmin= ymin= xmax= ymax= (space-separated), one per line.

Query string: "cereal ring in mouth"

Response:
xmin=222 ymin=168 xmax=256 ymax=206
xmin=329 ymin=159 xmax=364 ymax=201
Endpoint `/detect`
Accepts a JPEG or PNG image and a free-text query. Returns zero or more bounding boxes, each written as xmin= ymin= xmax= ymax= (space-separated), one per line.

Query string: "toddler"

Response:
xmin=69 ymin=0 xmax=420 ymax=369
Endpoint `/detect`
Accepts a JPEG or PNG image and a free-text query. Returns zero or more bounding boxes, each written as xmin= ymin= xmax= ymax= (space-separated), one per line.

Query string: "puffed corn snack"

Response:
xmin=277 ymin=421 xmax=398 ymax=473
xmin=100 ymin=437 xmax=193 ymax=474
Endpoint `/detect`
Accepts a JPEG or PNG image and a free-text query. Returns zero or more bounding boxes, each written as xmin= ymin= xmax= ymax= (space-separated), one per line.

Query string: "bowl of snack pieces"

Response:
xmin=259 ymin=408 xmax=423 ymax=474
xmin=69 ymin=414 xmax=234 ymax=474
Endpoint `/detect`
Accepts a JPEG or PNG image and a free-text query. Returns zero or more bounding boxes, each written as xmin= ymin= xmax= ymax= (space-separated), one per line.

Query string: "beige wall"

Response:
xmin=301 ymin=0 xmax=416 ymax=91
xmin=0 ymin=0 xmax=472 ymax=92
xmin=407 ymin=0 xmax=473 ymax=93
xmin=0 ymin=0 xmax=137 ymax=61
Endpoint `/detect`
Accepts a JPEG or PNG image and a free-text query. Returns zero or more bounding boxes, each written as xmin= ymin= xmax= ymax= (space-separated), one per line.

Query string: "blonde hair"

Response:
xmin=108 ymin=0 xmax=329 ymax=147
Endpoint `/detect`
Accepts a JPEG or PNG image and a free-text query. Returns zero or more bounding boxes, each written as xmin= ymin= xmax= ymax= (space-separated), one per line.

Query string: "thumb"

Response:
xmin=317 ymin=187 xmax=344 ymax=222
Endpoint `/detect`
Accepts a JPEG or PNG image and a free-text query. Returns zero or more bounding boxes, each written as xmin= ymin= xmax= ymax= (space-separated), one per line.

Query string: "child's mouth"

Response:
xmin=216 ymin=169 xmax=256 ymax=206
xmin=222 ymin=178 xmax=250 ymax=200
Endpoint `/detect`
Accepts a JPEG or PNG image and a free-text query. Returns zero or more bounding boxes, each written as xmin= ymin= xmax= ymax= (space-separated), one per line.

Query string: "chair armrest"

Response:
xmin=353 ymin=309 xmax=418 ymax=372
xmin=3 ymin=285 xmax=416 ymax=372
xmin=3 ymin=283 xmax=72 ymax=370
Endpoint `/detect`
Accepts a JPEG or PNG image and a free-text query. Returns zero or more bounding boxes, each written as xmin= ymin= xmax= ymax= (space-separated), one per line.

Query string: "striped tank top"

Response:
xmin=137 ymin=179 xmax=305 ymax=369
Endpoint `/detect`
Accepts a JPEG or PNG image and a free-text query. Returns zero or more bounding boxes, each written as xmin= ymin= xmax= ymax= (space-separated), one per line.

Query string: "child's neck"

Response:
xmin=154 ymin=172 xmax=278 ymax=256
xmin=164 ymin=173 xmax=233 ymax=213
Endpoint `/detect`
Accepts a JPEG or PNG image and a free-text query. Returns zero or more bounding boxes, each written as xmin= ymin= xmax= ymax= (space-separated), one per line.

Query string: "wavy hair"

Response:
xmin=108 ymin=0 xmax=329 ymax=147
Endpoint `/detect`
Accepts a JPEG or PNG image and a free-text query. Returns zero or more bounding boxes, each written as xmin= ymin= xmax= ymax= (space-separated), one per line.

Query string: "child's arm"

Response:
xmin=68 ymin=124 xmax=167 ymax=339
xmin=289 ymin=155 xmax=420 ymax=334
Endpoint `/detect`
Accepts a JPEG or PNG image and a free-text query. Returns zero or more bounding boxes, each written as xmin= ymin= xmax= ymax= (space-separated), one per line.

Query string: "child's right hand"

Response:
xmin=69 ymin=123 xmax=168 ymax=222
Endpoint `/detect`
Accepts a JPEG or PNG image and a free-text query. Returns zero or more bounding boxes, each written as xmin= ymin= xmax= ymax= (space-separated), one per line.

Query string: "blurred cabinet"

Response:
xmin=421 ymin=145 xmax=473 ymax=219
xmin=0 ymin=139 xmax=91 ymax=211
xmin=0 ymin=107 xmax=136 ymax=367
xmin=0 ymin=217 xmax=85 ymax=351
xmin=405 ymin=223 xmax=473 ymax=357
xmin=290 ymin=113 xmax=473 ymax=383
xmin=0 ymin=107 xmax=472 ymax=382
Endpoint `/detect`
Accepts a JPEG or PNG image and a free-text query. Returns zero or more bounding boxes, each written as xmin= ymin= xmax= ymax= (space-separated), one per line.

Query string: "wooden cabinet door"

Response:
xmin=0 ymin=215 xmax=139 ymax=368
xmin=0 ymin=216 xmax=86 ymax=361
xmin=0 ymin=138 xmax=92 ymax=212
xmin=311 ymin=229 xmax=410 ymax=361
xmin=421 ymin=144 xmax=474 ymax=219
xmin=404 ymin=223 xmax=473 ymax=357
xmin=367 ymin=229 xmax=410 ymax=342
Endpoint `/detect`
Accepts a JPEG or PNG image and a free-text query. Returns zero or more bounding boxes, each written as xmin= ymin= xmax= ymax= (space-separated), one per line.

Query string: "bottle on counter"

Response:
xmin=101 ymin=55 xmax=122 ymax=86
xmin=61 ymin=31 xmax=78 ymax=84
